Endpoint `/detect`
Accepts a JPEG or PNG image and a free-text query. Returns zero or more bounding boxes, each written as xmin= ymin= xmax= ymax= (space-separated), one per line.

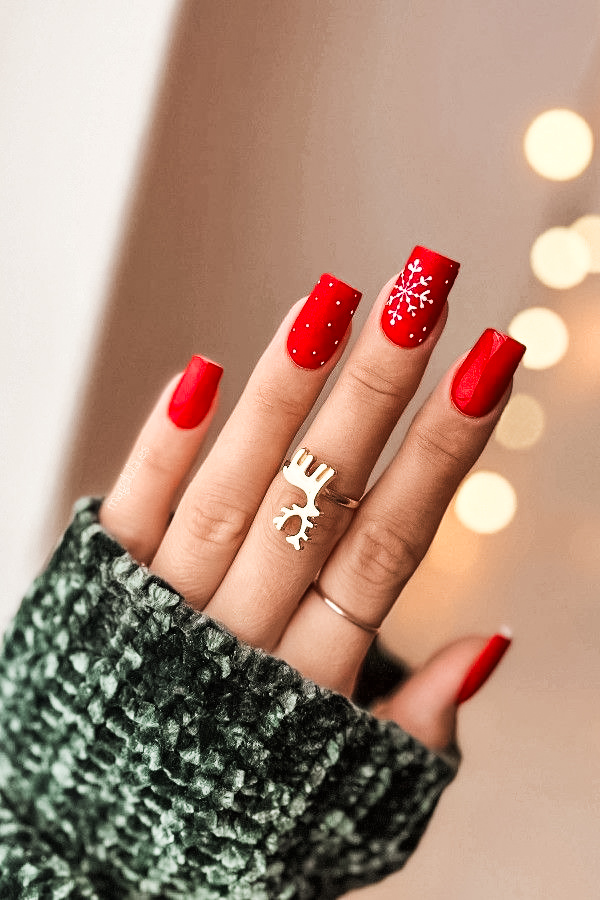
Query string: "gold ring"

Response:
xmin=273 ymin=447 xmax=361 ymax=551
xmin=320 ymin=485 xmax=361 ymax=509
xmin=312 ymin=581 xmax=380 ymax=635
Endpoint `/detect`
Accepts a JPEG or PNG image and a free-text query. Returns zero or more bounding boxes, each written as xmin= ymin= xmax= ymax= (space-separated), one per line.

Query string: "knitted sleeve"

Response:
xmin=0 ymin=497 xmax=459 ymax=899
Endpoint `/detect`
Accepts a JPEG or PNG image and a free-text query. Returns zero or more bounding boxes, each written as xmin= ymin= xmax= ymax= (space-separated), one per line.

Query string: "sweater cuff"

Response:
xmin=0 ymin=496 xmax=459 ymax=899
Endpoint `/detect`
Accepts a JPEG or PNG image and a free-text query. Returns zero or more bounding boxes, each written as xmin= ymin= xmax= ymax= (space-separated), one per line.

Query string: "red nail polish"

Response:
xmin=381 ymin=246 xmax=460 ymax=348
xmin=451 ymin=329 xmax=526 ymax=417
xmin=168 ymin=355 xmax=223 ymax=429
xmin=456 ymin=629 xmax=512 ymax=705
xmin=287 ymin=274 xmax=362 ymax=369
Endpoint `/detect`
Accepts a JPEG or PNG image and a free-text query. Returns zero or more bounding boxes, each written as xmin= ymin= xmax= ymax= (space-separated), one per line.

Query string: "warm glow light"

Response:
xmin=426 ymin=510 xmax=479 ymax=573
xmin=495 ymin=393 xmax=546 ymax=450
xmin=454 ymin=471 xmax=517 ymax=534
xmin=571 ymin=214 xmax=600 ymax=273
xmin=524 ymin=109 xmax=593 ymax=180
xmin=530 ymin=227 xmax=590 ymax=289
xmin=509 ymin=307 xmax=569 ymax=369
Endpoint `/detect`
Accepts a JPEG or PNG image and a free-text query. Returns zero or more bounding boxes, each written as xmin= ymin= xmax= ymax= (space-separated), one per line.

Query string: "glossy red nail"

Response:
xmin=287 ymin=274 xmax=362 ymax=369
xmin=451 ymin=329 xmax=526 ymax=417
xmin=381 ymin=246 xmax=460 ymax=348
xmin=456 ymin=629 xmax=512 ymax=705
xmin=168 ymin=355 xmax=223 ymax=429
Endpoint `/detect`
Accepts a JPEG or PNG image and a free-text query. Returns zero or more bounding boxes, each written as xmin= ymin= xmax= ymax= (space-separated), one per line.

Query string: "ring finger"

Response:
xmin=150 ymin=275 xmax=362 ymax=602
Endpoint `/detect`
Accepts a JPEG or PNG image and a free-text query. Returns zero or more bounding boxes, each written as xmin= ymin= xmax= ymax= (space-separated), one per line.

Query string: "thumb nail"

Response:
xmin=455 ymin=627 xmax=512 ymax=705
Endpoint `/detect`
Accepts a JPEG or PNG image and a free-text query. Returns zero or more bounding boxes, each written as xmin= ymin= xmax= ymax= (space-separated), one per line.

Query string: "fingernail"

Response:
xmin=451 ymin=329 xmax=526 ymax=417
xmin=381 ymin=245 xmax=460 ymax=348
xmin=456 ymin=628 xmax=512 ymax=705
xmin=168 ymin=355 xmax=223 ymax=429
xmin=287 ymin=274 xmax=362 ymax=369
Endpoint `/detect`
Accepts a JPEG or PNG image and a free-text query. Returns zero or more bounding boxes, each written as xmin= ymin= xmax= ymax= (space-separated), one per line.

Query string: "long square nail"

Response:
xmin=381 ymin=246 xmax=460 ymax=348
xmin=451 ymin=329 xmax=526 ymax=417
xmin=287 ymin=274 xmax=362 ymax=369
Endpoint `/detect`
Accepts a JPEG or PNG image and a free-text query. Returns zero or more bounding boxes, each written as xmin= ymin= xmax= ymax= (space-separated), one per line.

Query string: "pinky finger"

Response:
xmin=99 ymin=355 xmax=223 ymax=564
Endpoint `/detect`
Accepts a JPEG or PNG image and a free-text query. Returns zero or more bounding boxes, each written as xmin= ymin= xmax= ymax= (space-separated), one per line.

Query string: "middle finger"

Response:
xmin=205 ymin=246 xmax=460 ymax=646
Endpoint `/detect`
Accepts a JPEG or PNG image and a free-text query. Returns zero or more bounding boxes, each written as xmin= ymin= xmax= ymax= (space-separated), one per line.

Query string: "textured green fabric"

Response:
xmin=0 ymin=497 xmax=459 ymax=898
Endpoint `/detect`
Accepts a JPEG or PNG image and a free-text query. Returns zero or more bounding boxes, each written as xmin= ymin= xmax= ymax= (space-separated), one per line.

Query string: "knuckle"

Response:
xmin=412 ymin=421 xmax=468 ymax=470
xmin=346 ymin=361 xmax=407 ymax=407
xmin=345 ymin=516 xmax=422 ymax=592
xmin=183 ymin=490 xmax=252 ymax=551
xmin=253 ymin=378 xmax=307 ymax=425
xmin=142 ymin=446 xmax=175 ymax=482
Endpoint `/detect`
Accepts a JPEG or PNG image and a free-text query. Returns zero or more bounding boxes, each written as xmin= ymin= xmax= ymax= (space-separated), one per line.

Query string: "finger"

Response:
xmin=277 ymin=329 xmax=525 ymax=692
xmin=99 ymin=355 xmax=222 ymax=563
xmin=206 ymin=247 xmax=459 ymax=647
xmin=150 ymin=275 xmax=361 ymax=604
xmin=372 ymin=631 xmax=512 ymax=753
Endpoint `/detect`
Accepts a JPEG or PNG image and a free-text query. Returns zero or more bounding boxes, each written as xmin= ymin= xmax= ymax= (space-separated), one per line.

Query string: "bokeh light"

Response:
xmin=530 ymin=227 xmax=590 ymax=289
xmin=454 ymin=471 xmax=517 ymax=534
xmin=495 ymin=393 xmax=546 ymax=450
xmin=426 ymin=510 xmax=479 ymax=574
xmin=524 ymin=109 xmax=593 ymax=180
xmin=509 ymin=307 xmax=569 ymax=369
xmin=571 ymin=214 xmax=600 ymax=273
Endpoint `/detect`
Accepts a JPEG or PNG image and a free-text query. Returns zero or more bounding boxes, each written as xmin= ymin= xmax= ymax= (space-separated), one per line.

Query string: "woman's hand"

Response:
xmin=99 ymin=246 xmax=523 ymax=754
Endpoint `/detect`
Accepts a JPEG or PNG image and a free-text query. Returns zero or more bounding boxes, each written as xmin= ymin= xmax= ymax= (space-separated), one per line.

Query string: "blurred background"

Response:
xmin=1 ymin=1 xmax=599 ymax=897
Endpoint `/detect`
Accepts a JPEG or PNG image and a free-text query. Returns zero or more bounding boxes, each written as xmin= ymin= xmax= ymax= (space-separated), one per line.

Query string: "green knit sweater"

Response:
xmin=0 ymin=497 xmax=459 ymax=898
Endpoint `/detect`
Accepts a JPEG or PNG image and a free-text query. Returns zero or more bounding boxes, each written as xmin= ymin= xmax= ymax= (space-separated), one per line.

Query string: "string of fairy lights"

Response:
xmin=453 ymin=108 xmax=594 ymax=534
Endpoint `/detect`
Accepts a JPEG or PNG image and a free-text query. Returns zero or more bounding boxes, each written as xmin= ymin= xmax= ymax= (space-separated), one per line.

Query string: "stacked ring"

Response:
xmin=312 ymin=581 xmax=381 ymax=636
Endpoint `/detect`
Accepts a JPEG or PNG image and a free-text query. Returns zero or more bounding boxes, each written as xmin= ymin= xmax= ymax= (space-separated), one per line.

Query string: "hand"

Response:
xmin=99 ymin=247 xmax=524 ymax=754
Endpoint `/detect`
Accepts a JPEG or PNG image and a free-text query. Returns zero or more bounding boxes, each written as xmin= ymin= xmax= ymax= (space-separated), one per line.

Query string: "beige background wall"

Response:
xmin=2 ymin=2 xmax=600 ymax=897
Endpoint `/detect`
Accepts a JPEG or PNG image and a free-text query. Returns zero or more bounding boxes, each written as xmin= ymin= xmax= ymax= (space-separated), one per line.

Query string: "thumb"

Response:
xmin=372 ymin=630 xmax=512 ymax=753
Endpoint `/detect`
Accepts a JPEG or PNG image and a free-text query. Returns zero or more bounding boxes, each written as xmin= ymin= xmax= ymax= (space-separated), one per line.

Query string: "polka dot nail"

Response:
xmin=287 ymin=274 xmax=362 ymax=369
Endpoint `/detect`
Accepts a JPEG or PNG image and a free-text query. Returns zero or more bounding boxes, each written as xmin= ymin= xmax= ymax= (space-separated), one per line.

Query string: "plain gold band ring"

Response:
xmin=312 ymin=581 xmax=381 ymax=635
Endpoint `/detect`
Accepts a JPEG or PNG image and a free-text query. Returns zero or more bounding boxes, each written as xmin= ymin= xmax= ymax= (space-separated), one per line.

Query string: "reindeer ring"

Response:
xmin=273 ymin=447 xmax=360 ymax=550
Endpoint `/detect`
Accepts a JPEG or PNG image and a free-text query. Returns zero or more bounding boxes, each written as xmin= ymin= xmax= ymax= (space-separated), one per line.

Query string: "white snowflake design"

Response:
xmin=385 ymin=259 xmax=433 ymax=326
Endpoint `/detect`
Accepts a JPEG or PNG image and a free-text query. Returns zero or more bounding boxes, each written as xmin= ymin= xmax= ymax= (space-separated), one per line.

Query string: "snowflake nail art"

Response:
xmin=386 ymin=259 xmax=432 ymax=326
xmin=381 ymin=246 xmax=460 ymax=348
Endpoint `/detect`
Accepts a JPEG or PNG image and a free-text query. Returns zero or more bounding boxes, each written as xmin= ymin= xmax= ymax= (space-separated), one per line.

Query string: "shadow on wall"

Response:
xmin=47 ymin=0 xmax=327 ymax=540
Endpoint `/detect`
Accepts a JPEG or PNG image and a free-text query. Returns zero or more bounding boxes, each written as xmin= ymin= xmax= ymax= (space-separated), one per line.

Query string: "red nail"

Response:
xmin=287 ymin=274 xmax=362 ymax=369
xmin=168 ymin=355 xmax=223 ymax=429
xmin=381 ymin=246 xmax=460 ymax=348
xmin=456 ymin=629 xmax=512 ymax=705
xmin=451 ymin=329 xmax=526 ymax=417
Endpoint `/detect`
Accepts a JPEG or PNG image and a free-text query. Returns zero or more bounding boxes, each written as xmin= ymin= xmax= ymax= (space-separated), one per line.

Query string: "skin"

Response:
xmin=99 ymin=273 xmax=515 ymax=754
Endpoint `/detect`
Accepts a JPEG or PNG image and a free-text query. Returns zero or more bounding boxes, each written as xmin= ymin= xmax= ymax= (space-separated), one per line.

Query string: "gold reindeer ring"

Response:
xmin=273 ymin=448 xmax=361 ymax=550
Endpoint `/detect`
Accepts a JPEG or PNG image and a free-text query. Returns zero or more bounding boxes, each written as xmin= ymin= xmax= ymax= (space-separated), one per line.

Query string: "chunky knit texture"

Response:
xmin=0 ymin=497 xmax=459 ymax=898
